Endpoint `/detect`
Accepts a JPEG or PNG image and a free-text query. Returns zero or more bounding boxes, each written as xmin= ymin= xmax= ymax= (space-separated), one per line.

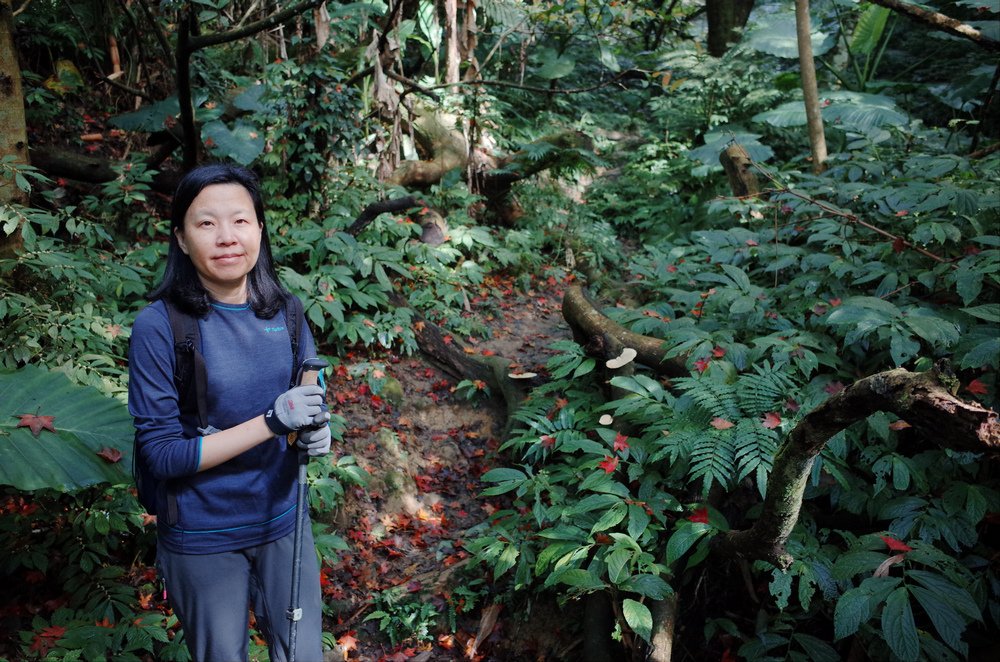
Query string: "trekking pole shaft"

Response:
xmin=287 ymin=361 xmax=324 ymax=662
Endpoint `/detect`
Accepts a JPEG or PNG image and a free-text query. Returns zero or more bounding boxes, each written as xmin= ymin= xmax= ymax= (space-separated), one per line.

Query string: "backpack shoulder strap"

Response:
xmin=284 ymin=293 xmax=305 ymax=388
xmin=165 ymin=301 xmax=209 ymax=429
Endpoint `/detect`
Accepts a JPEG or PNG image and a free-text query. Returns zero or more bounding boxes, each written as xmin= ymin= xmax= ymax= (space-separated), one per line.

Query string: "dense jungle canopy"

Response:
xmin=1 ymin=0 xmax=999 ymax=661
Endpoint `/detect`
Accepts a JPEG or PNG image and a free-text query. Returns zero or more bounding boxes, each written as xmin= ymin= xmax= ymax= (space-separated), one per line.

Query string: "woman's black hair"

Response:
xmin=147 ymin=163 xmax=287 ymax=319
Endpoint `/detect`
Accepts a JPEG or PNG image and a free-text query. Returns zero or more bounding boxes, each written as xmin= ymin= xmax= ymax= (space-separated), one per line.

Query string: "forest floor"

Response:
xmin=317 ymin=274 xmax=583 ymax=662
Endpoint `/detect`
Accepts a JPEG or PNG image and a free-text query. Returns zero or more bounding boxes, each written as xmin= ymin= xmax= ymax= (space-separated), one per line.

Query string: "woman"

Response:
xmin=128 ymin=163 xmax=330 ymax=662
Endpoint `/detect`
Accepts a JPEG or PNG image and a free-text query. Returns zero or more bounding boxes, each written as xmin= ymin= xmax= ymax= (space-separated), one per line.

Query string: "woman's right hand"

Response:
xmin=263 ymin=384 xmax=326 ymax=435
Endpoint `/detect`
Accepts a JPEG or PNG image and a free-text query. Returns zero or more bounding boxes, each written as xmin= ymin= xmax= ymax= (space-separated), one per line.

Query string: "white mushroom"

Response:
xmin=599 ymin=414 xmax=614 ymax=426
xmin=508 ymin=371 xmax=538 ymax=379
xmin=605 ymin=347 xmax=637 ymax=369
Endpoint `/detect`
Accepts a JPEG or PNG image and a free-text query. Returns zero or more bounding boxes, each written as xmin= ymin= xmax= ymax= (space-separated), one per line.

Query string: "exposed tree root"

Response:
xmin=715 ymin=366 xmax=1000 ymax=568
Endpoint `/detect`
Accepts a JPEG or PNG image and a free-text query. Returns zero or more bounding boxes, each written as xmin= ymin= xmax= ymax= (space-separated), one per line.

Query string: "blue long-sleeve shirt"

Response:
xmin=128 ymin=298 xmax=316 ymax=554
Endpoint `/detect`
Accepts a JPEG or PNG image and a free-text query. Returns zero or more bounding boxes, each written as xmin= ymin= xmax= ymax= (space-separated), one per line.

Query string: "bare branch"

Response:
xmin=868 ymin=0 xmax=1000 ymax=52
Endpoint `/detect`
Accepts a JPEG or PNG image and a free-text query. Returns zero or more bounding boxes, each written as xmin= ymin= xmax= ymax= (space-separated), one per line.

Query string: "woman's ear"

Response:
xmin=175 ymin=227 xmax=189 ymax=255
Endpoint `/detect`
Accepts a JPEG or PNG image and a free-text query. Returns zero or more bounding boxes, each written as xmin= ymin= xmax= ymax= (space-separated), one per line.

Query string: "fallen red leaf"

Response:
xmin=888 ymin=420 xmax=912 ymax=431
xmin=688 ymin=507 xmax=710 ymax=524
xmin=880 ymin=535 xmax=913 ymax=553
xmin=710 ymin=417 xmax=734 ymax=430
xmin=97 ymin=447 xmax=123 ymax=463
xmin=338 ymin=631 xmax=359 ymax=655
xmin=761 ymin=412 xmax=782 ymax=429
xmin=965 ymin=379 xmax=989 ymax=395
xmin=613 ymin=433 xmax=629 ymax=453
xmin=598 ymin=456 xmax=619 ymax=474
xmin=16 ymin=413 xmax=56 ymax=437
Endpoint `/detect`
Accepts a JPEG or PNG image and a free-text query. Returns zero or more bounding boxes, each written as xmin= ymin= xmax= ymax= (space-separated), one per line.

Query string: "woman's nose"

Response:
xmin=216 ymin=222 xmax=237 ymax=244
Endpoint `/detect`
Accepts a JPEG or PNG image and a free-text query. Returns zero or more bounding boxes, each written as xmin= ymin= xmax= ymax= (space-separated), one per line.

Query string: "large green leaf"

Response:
xmin=744 ymin=12 xmax=835 ymax=58
xmin=850 ymin=5 xmax=891 ymax=56
xmin=622 ymin=598 xmax=653 ymax=642
xmin=0 ymin=365 xmax=134 ymax=492
xmin=883 ymin=586 xmax=920 ymax=662
xmin=753 ymin=91 xmax=906 ymax=136
xmin=202 ymin=120 xmax=265 ymax=166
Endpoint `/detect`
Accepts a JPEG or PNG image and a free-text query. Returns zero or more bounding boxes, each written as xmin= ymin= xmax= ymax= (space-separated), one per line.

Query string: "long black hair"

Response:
xmin=148 ymin=163 xmax=287 ymax=319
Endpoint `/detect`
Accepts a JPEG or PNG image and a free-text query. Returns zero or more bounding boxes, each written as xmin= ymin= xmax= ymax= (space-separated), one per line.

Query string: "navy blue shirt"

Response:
xmin=128 ymin=298 xmax=316 ymax=554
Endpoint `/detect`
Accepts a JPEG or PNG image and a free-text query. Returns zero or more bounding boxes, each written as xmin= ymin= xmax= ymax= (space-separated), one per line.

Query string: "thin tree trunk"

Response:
xmin=445 ymin=0 xmax=460 ymax=84
xmin=705 ymin=0 xmax=755 ymax=57
xmin=0 ymin=0 xmax=29 ymax=254
xmin=795 ymin=0 xmax=827 ymax=173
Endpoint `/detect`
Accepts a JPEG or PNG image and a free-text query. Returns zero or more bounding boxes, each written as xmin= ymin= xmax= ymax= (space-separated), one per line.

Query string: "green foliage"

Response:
xmin=0 ymin=365 xmax=134 ymax=492
xmin=363 ymin=587 xmax=441 ymax=646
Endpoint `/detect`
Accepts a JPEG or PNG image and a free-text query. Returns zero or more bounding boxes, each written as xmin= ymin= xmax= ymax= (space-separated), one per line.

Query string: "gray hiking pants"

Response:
xmin=158 ymin=525 xmax=324 ymax=662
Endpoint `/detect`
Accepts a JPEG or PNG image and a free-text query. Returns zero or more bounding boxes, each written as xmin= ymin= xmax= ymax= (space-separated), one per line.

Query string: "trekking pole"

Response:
xmin=287 ymin=358 xmax=328 ymax=662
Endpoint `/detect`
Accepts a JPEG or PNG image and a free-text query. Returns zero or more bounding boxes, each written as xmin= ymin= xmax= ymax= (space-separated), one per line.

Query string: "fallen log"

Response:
xmin=714 ymin=366 xmax=1000 ymax=568
xmin=562 ymin=283 xmax=688 ymax=378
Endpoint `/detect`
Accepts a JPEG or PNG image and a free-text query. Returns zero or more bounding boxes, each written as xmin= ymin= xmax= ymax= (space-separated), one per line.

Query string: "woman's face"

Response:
xmin=175 ymin=183 xmax=263 ymax=302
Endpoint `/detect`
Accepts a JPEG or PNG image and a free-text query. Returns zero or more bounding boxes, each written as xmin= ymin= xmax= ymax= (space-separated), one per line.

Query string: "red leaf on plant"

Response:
xmin=829 ymin=297 xmax=842 ymax=307
xmin=895 ymin=210 xmax=909 ymax=217
xmin=16 ymin=414 xmax=56 ymax=437
xmin=598 ymin=456 xmax=619 ymax=474
xmin=824 ymin=381 xmax=845 ymax=395
xmin=688 ymin=507 xmax=709 ymax=524
xmin=29 ymin=625 xmax=66 ymax=657
xmin=721 ymin=647 xmax=738 ymax=662
xmin=712 ymin=346 xmax=726 ymax=358
xmin=540 ymin=434 xmax=556 ymax=448
xmin=880 ymin=535 xmax=913 ymax=553
xmin=892 ymin=237 xmax=907 ymax=252
xmin=97 ymin=447 xmax=123 ymax=463
xmin=888 ymin=420 xmax=912 ymax=431
xmin=785 ymin=399 xmax=800 ymax=412
xmin=694 ymin=357 xmax=711 ymax=373
xmin=613 ymin=433 xmax=630 ymax=452
xmin=761 ymin=412 xmax=782 ymax=429
xmin=710 ymin=417 xmax=734 ymax=430
xmin=965 ymin=379 xmax=989 ymax=395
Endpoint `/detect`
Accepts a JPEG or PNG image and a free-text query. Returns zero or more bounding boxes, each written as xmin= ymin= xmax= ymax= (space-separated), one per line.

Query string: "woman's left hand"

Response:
xmin=295 ymin=416 xmax=331 ymax=457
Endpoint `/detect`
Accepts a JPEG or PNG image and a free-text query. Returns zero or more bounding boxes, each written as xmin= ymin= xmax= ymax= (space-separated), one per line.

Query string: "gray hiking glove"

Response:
xmin=295 ymin=414 xmax=332 ymax=457
xmin=264 ymin=384 xmax=325 ymax=436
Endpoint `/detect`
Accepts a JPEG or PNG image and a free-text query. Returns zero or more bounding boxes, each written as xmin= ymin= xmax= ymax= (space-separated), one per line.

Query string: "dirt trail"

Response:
xmin=320 ymin=277 xmax=575 ymax=662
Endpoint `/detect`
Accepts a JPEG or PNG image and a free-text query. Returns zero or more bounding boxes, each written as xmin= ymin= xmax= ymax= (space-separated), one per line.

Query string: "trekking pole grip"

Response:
xmin=287 ymin=358 xmax=329 ymax=447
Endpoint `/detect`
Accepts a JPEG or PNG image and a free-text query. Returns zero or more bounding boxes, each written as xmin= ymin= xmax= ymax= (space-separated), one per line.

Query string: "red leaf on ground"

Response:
xmin=888 ymin=420 xmax=912 ymax=430
xmin=16 ymin=414 xmax=57 ymax=437
xmin=761 ymin=412 xmax=782 ymax=429
xmin=880 ymin=535 xmax=913 ymax=553
xmin=97 ymin=447 xmax=123 ymax=463
xmin=598 ymin=456 xmax=619 ymax=474
xmin=338 ymin=631 xmax=359 ymax=655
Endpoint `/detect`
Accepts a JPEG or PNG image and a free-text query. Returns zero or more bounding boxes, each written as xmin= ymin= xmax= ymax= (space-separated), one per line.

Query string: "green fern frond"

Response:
xmin=737 ymin=363 xmax=795 ymax=416
xmin=733 ymin=418 xmax=778 ymax=497
xmin=675 ymin=377 xmax=741 ymax=419
xmin=689 ymin=430 xmax=736 ymax=496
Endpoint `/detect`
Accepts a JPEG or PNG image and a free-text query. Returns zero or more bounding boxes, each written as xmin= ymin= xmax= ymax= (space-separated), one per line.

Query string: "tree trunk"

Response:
xmin=444 ymin=0 xmax=460 ymax=85
xmin=706 ymin=0 xmax=755 ymax=57
xmin=795 ymin=0 xmax=827 ymax=174
xmin=719 ymin=144 xmax=760 ymax=198
xmin=0 ymin=0 xmax=29 ymax=255
xmin=714 ymin=367 xmax=1000 ymax=568
xmin=648 ymin=594 xmax=679 ymax=662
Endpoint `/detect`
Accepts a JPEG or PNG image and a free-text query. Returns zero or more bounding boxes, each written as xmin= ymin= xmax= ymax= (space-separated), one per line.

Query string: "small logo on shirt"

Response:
xmin=264 ymin=325 xmax=286 ymax=334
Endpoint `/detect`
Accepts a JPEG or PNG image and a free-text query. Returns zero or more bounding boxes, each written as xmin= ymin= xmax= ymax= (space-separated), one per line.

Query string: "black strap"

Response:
xmin=165 ymin=301 xmax=209 ymax=430
xmin=285 ymin=293 xmax=304 ymax=388
xmin=167 ymin=295 xmax=305 ymax=420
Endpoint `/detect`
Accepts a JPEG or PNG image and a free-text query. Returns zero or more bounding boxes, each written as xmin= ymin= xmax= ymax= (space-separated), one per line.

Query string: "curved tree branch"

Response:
xmin=867 ymin=0 xmax=1000 ymax=52
xmin=715 ymin=367 xmax=1000 ymax=568
xmin=562 ymin=284 xmax=689 ymax=378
